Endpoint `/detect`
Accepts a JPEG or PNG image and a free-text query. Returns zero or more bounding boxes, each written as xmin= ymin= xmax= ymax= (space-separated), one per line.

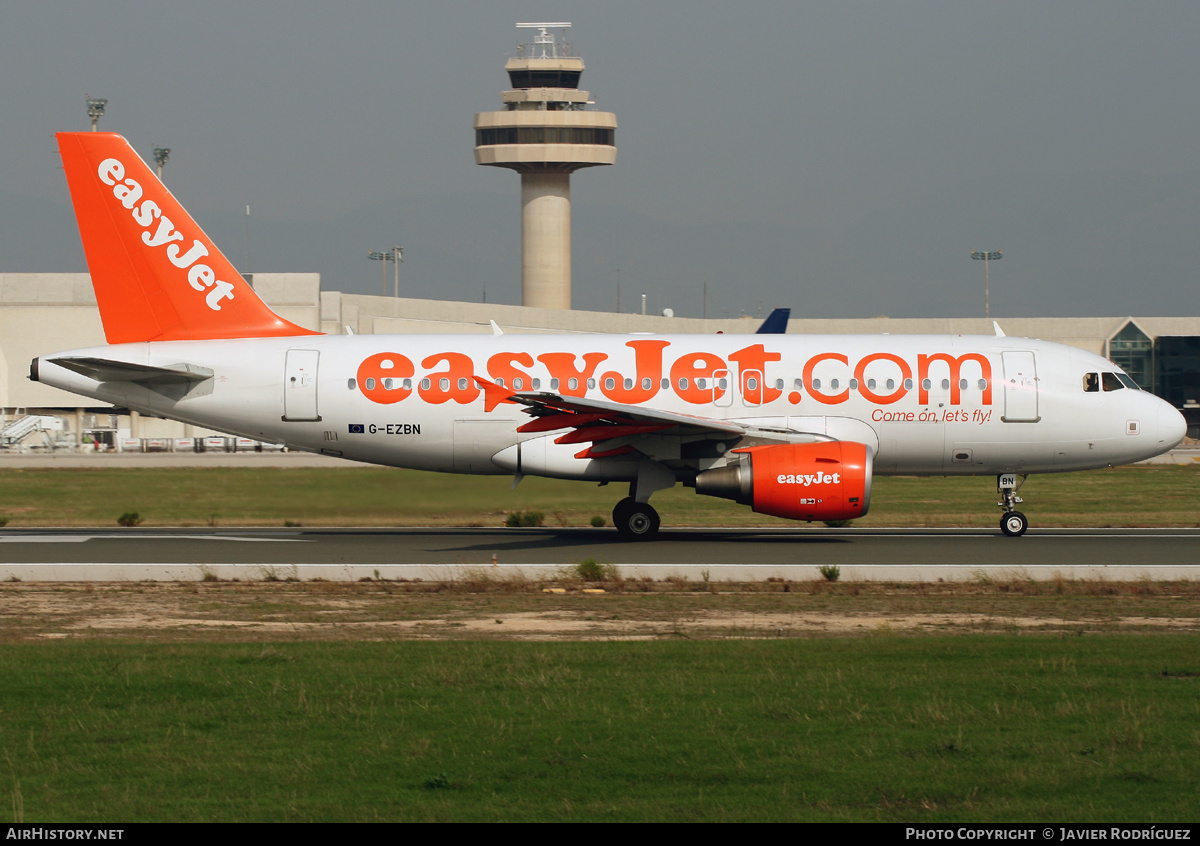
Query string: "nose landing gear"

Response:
xmin=997 ymin=473 xmax=1028 ymax=537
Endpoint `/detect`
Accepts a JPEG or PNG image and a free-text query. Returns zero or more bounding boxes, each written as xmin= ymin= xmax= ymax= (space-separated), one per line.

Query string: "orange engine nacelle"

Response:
xmin=694 ymin=441 xmax=873 ymax=522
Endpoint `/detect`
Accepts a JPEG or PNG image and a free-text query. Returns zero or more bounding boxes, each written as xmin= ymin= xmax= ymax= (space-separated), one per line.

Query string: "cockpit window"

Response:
xmin=1101 ymin=372 xmax=1124 ymax=391
xmin=1084 ymin=373 xmax=1099 ymax=392
xmin=1116 ymin=373 xmax=1140 ymax=390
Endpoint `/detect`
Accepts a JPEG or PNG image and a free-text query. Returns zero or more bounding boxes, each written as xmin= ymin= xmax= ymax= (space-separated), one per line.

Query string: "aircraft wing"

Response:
xmin=513 ymin=391 xmax=746 ymax=435
xmin=475 ymin=377 xmax=748 ymax=460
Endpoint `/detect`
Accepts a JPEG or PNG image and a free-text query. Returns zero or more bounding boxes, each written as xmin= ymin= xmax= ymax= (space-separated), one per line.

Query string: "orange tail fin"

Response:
xmin=56 ymin=132 xmax=320 ymax=343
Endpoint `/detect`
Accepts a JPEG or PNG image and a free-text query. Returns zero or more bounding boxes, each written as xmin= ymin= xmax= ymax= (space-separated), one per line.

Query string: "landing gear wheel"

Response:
xmin=613 ymin=497 xmax=661 ymax=540
xmin=1000 ymin=511 xmax=1028 ymax=537
xmin=996 ymin=474 xmax=1029 ymax=537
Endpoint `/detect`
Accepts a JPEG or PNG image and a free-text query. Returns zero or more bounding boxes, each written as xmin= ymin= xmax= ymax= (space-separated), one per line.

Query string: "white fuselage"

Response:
xmin=35 ymin=332 xmax=1186 ymax=480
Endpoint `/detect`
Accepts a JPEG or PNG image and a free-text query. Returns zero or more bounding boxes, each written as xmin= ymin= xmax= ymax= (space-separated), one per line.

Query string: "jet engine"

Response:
xmin=694 ymin=441 xmax=872 ymax=522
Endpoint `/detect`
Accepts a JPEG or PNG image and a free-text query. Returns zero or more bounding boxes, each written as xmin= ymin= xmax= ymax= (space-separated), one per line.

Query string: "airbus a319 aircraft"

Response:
xmin=33 ymin=133 xmax=1188 ymax=537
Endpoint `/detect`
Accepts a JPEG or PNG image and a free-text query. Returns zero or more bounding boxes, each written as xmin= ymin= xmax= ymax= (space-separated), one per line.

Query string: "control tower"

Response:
xmin=474 ymin=23 xmax=617 ymax=310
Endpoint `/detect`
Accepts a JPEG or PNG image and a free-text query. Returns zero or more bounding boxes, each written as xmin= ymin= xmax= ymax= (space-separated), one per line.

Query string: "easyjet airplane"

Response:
xmin=32 ymin=133 xmax=1188 ymax=537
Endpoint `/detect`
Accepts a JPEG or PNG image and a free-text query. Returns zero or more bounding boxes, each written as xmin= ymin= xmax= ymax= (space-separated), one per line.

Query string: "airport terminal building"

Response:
xmin=1 ymin=272 xmax=1197 ymax=450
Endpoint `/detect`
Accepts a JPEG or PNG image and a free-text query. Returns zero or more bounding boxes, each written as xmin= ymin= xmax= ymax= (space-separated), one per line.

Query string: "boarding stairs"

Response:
xmin=2 ymin=414 xmax=61 ymax=448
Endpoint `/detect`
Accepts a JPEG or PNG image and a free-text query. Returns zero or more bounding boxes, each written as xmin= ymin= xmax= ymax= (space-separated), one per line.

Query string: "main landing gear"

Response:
xmin=612 ymin=497 xmax=661 ymax=540
xmin=997 ymin=473 xmax=1028 ymax=537
xmin=610 ymin=461 xmax=674 ymax=540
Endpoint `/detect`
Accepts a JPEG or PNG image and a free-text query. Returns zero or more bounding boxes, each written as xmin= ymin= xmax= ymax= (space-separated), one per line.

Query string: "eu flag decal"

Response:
xmin=348 ymin=424 xmax=365 ymax=434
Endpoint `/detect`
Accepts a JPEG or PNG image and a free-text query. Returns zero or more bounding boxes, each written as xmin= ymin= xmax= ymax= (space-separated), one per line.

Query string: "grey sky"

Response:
xmin=3 ymin=1 xmax=1198 ymax=320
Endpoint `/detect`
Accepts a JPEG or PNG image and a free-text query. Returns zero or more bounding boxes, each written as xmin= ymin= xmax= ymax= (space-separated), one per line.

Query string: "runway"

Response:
xmin=0 ymin=526 xmax=1196 ymax=582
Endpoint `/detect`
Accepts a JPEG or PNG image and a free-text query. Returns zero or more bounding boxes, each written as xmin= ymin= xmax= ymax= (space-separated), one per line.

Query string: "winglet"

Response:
xmin=993 ymin=321 xmax=1005 ymax=337
xmin=56 ymin=132 xmax=320 ymax=344
xmin=473 ymin=375 xmax=519 ymax=412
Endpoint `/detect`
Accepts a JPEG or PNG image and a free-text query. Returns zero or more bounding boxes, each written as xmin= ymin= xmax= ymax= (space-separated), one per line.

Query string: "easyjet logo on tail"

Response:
xmin=97 ymin=158 xmax=235 ymax=311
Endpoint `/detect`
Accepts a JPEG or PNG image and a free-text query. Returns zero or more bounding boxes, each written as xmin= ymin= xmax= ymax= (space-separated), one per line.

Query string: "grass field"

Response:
xmin=2 ymin=579 xmax=1199 ymax=822
xmin=0 ymin=463 xmax=1195 ymax=528
xmin=3 ymin=635 xmax=1198 ymax=822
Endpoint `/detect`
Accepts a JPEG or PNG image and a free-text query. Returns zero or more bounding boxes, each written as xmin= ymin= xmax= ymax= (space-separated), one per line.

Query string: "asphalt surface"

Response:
xmin=0 ymin=526 xmax=1195 ymax=581
xmin=1 ymin=449 xmax=1195 ymax=581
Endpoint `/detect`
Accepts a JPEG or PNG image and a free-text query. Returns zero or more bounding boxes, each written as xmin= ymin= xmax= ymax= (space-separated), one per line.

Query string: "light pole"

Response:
xmin=153 ymin=147 xmax=170 ymax=180
xmin=368 ymin=246 xmax=404 ymax=297
xmin=391 ymin=246 xmax=403 ymax=298
xmin=970 ymin=250 xmax=1002 ymax=319
xmin=86 ymin=96 xmax=107 ymax=131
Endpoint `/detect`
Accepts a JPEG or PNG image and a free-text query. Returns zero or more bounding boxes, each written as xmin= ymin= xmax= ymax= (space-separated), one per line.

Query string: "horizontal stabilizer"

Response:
xmin=49 ymin=357 xmax=214 ymax=385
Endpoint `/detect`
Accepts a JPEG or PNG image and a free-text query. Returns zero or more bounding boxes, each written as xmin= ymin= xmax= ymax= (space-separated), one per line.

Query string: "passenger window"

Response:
xmin=567 ymin=377 xmax=578 ymax=390
xmin=959 ymin=379 xmax=968 ymax=390
xmin=678 ymin=378 xmax=688 ymax=390
xmin=793 ymin=378 xmax=804 ymax=390
xmin=922 ymin=379 xmax=931 ymax=390
xmin=403 ymin=379 xmax=412 ymax=390
xmin=886 ymin=379 xmax=894 ymax=390
xmin=513 ymin=377 xmax=523 ymax=390
xmin=904 ymin=378 xmax=913 ymax=390
xmin=605 ymin=377 xmax=616 ymax=390
xmin=697 ymin=377 xmax=707 ymax=390
xmin=459 ymin=378 xmax=468 ymax=390
xmin=941 ymin=379 xmax=950 ymax=390
xmin=1102 ymin=372 xmax=1124 ymax=392
xmin=365 ymin=378 xmax=375 ymax=390
xmin=550 ymin=378 xmax=559 ymax=390
xmin=775 ymin=379 xmax=784 ymax=390
xmin=849 ymin=379 xmax=858 ymax=389
xmin=439 ymin=378 xmax=450 ymax=391
xmin=642 ymin=377 xmax=652 ymax=390
xmin=531 ymin=378 xmax=541 ymax=390
xmin=383 ymin=378 xmax=393 ymax=390
xmin=1084 ymin=373 xmax=1099 ymax=393
xmin=978 ymin=379 xmax=987 ymax=390
xmin=347 ymin=378 xmax=356 ymax=390
xmin=868 ymin=379 xmax=877 ymax=390
xmin=587 ymin=378 xmax=596 ymax=390
xmin=420 ymin=378 xmax=431 ymax=390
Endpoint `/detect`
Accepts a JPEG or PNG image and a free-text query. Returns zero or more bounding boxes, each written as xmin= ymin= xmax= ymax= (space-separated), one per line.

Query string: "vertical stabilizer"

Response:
xmin=56 ymin=132 xmax=320 ymax=343
xmin=755 ymin=308 xmax=791 ymax=335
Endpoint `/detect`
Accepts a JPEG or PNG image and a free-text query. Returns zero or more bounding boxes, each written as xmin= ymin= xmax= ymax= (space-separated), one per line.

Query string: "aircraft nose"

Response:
xmin=1157 ymin=401 xmax=1188 ymax=450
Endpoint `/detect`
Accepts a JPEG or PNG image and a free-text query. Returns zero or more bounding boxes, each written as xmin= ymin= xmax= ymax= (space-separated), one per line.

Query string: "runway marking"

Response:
xmin=0 ymin=534 xmax=308 ymax=543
